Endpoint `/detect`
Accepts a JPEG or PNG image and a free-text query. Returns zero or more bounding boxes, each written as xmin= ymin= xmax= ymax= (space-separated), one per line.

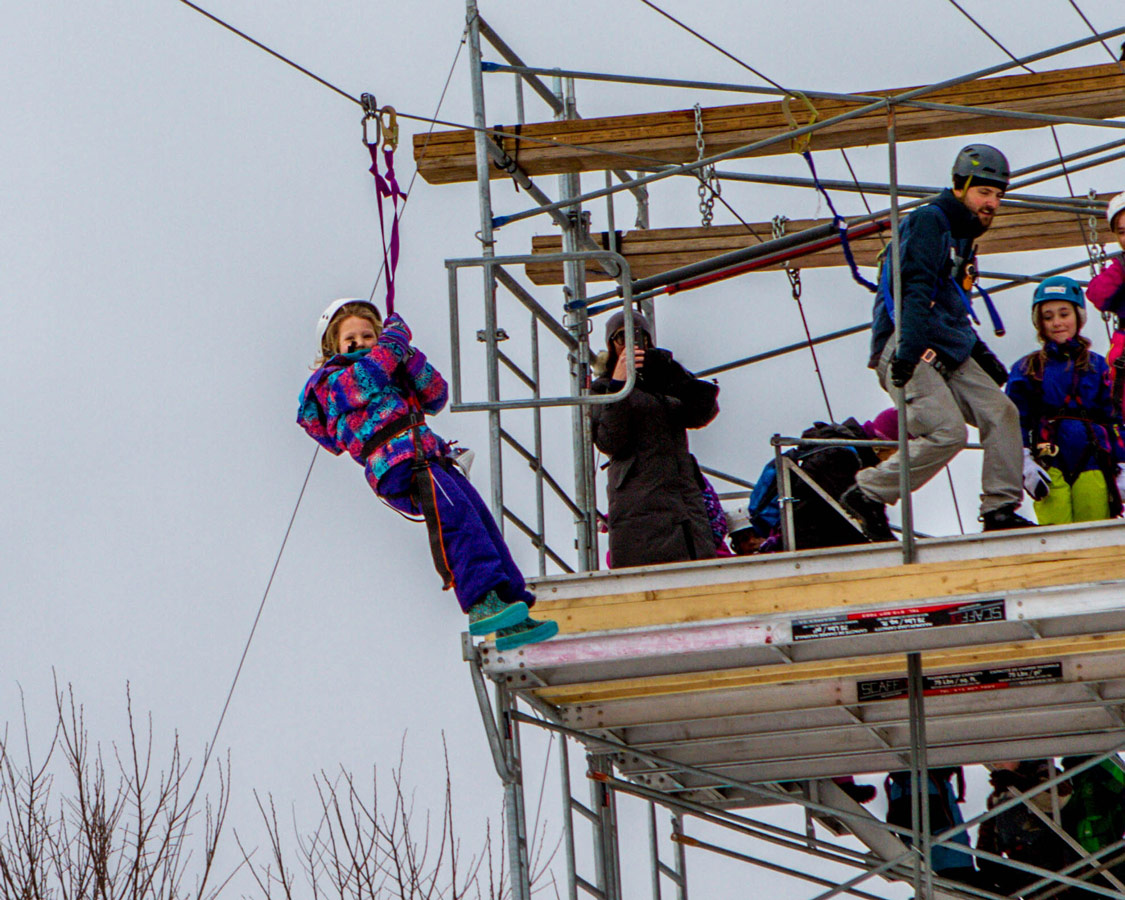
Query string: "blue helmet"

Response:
xmin=1031 ymin=276 xmax=1086 ymax=329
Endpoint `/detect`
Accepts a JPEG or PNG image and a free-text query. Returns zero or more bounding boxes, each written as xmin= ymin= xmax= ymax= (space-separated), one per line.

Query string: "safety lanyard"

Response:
xmin=362 ymin=96 xmax=402 ymax=316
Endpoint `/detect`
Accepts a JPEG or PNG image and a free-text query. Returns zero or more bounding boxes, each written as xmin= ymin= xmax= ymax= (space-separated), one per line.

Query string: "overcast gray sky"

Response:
xmin=3 ymin=0 xmax=1124 ymax=895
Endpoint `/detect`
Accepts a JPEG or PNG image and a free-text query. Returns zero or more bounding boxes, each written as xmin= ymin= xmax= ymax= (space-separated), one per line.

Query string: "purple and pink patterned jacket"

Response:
xmin=297 ymin=317 xmax=449 ymax=491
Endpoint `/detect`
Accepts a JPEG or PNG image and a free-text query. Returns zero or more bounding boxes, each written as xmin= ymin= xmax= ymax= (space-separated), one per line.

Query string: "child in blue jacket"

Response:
xmin=1006 ymin=277 xmax=1125 ymax=524
xmin=297 ymin=298 xmax=557 ymax=650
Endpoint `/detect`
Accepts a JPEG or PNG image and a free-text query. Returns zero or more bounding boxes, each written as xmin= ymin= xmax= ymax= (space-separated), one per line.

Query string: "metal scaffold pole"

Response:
xmin=556 ymin=74 xmax=599 ymax=572
xmin=589 ymin=753 xmax=623 ymax=900
xmin=497 ymin=683 xmax=531 ymax=900
xmin=887 ymin=104 xmax=917 ymax=564
xmin=466 ymin=0 xmax=505 ymax=525
xmin=907 ymin=652 xmax=933 ymax=900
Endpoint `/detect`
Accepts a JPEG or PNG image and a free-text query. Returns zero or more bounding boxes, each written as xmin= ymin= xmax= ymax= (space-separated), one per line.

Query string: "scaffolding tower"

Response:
xmin=420 ymin=5 xmax=1125 ymax=898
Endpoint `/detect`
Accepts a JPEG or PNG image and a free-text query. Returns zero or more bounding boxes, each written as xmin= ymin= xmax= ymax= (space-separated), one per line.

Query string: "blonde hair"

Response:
xmin=316 ymin=302 xmax=383 ymax=367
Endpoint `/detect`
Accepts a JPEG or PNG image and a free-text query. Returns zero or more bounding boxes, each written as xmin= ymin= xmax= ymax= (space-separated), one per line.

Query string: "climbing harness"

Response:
xmin=692 ymin=104 xmax=721 ymax=228
xmin=361 ymin=394 xmax=456 ymax=589
xmin=876 ymin=203 xmax=1006 ymax=338
xmin=773 ymin=214 xmax=834 ymax=421
xmin=1027 ymin=355 xmax=1124 ymax=517
xmin=408 ymin=408 xmax=456 ymax=590
xmin=362 ymin=93 xmax=403 ymax=316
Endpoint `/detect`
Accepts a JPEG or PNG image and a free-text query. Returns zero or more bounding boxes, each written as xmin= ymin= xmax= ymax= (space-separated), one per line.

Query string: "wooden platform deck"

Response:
xmin=415 ymin=63 xmax=1125 ymax=185
xmin=480 ymin=521 xmax=1125 ymax=802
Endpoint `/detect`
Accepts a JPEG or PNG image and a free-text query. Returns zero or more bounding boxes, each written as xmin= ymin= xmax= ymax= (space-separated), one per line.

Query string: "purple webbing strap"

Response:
xmin=368 ymin=143 xmax=402 ymax=315
xmin=801 ymin=150 xmax=878 ymax=294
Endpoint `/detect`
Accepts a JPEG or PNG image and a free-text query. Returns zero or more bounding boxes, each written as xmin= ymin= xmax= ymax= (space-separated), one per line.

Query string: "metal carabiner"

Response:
xmin=379 ymin=105 xmax=399 ymax=151
xmin=360 ymin=92 xmax=380 ymax=146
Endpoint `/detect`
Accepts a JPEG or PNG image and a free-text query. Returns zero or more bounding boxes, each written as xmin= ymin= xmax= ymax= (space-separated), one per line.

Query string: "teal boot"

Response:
xmin=468 ymin=591 xmax=529 ymax=636
xmin=495 ymin=616 xmax=559 ymax=651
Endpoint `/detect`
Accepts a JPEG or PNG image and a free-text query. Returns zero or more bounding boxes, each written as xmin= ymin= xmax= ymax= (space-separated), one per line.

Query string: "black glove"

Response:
xmin=971 ymin=340 xmax=1008 ymax=387
xmin=889 ymin=356 xmax=917 ymax=388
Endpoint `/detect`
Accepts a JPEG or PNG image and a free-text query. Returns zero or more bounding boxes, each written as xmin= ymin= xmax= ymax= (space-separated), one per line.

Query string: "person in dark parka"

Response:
xmin=591 ymin=310 xmax=720 ymax=568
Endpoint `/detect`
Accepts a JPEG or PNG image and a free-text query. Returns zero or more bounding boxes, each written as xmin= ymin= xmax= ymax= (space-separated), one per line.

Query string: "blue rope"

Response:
xmin=800 ymin=150 xmax=878 ymax=293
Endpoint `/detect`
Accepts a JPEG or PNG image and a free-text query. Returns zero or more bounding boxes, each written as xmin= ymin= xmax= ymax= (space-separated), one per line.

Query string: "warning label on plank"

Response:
xmin=857 ymin=662 xmax=1064 ymax=702
xmin=791 ymin=598 xmax=1005 ymax=642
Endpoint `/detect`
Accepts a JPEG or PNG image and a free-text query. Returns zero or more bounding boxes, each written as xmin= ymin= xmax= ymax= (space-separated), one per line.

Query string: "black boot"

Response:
xmin=980 ymin=503 xmax=1036 ymax=531
xmin=839 ymin=485 xmax=895 ymax=542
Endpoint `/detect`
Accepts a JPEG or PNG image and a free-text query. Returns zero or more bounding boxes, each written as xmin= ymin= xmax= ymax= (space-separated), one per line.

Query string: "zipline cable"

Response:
xmin=175 ymin=0 xmax=1125 ymax=223
xmin=171 ymin=0 xmax=760 ymax=186
xmin=1065 ymin=0 xmax=1125 ymax=76
xmin=941 ymin=0 xmax=1112 ymax=338
xmin=635 ymin=0 xmax=787 ymax=92
xmin=200 ymin=445 xmax=319 ymax=771
xmin=176 ymin=0 xmax=362 ymax=106
xmin=635 ymin=0 xmax=862 ymax=411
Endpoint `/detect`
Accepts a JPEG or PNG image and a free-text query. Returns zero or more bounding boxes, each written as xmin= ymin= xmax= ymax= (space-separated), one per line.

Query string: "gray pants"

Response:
xmin=856 ymin=343 xmax=1023 ymax=516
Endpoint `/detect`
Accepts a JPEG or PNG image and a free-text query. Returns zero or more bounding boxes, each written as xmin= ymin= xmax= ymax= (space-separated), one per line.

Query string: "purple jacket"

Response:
xmin=297 ymin=320 xmax=449 ymax=490
xmin=1087 ymin=257 xmax=1125 ymax=315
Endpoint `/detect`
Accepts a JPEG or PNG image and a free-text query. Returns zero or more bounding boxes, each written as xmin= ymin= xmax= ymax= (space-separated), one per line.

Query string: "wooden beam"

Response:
xmin=531 ymin=543 xmax=1125 ymax=636
xmin=523 ymin=194 xmax=1112 ymax=284
xmin=414 ymin=63 xmax=1125 ymax=185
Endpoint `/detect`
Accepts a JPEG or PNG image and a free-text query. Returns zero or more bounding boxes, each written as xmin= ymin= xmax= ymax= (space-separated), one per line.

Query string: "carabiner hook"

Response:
xmin=379 ymin=105 xmax=399 ymax=151
xmin=360 ymin=92 xmax=381 ymax=146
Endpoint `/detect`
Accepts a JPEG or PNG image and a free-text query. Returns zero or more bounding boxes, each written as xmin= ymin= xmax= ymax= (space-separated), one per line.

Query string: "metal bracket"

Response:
xmin=476 ymin=327 xmax=510 ymax=342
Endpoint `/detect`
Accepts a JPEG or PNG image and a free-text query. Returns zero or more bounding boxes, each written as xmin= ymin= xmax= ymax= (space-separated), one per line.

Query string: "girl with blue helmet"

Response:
xmin=1006 ymin=277 xmax=1125 ymax=523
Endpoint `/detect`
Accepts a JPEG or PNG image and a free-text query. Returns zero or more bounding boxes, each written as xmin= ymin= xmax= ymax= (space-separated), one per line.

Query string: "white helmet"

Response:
xmin=724 ymin=503 xmax=752 ymax=536
xmin=316 ymin=297 xmax=381 ymax=345
xmin=1107 ymin=192 xmax=1125 ymax=231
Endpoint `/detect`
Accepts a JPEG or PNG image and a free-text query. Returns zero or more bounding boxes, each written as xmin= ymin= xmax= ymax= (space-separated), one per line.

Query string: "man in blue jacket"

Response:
xmin=841 ymin=145 xmax=1033 ymax=538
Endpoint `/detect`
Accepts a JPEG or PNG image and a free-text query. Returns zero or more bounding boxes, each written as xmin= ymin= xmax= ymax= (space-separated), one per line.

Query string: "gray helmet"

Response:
xmin=604 ymin=309 xmax=653 ymax=348
xmin=952 ymin=144 xmax=1010 ymax=190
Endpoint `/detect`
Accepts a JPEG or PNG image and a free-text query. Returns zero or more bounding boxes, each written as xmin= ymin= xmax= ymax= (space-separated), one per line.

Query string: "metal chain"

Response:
xmin=772 ymin=214 xmax=832 ymax=419
xmin=693 ymin=103 xmax=720 ymax=227
xmin=1089 ymin=188 xmax=1108 ymax=274
xmin=772 ymin=215 xmax=802 ymax=299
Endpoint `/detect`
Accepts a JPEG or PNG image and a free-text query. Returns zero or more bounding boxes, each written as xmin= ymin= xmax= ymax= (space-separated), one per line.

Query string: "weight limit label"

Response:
xmin=857 ymin=662 xmax=1063 ymax=702
xmin=793 ymin=598 xmax=1005 ymax=641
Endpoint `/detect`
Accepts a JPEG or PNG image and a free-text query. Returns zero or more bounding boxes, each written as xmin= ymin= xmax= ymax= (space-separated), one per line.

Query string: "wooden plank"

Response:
xmin=532 ymin=630 xmax=1125 ymax=705
xmin=524 ymin=194 xmax=1112 ymax=284
xmin=531 ymin=543 xmax=1125 ymax=635
xmin=414 ymin=63 xmax=1125 ymax=184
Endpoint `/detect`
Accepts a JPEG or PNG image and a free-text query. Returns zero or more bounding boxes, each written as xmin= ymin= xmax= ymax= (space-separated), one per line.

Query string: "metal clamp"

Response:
xmin=360 ymin=92 xmax=380 ymax=145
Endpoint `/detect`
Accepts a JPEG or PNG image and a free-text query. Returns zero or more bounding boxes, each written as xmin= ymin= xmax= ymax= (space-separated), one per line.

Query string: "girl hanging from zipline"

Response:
xmin=297 ymin=298 xmax=558 ymax=650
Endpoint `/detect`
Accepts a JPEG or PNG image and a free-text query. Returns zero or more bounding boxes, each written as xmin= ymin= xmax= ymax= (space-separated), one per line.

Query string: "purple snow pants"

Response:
xmin=378 ymin=459 xmax=534 ymax=613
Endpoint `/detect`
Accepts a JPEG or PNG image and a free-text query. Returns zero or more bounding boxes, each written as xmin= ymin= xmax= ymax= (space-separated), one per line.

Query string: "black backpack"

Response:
xmin=790 ymin=419 xmax=880 ymax=550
